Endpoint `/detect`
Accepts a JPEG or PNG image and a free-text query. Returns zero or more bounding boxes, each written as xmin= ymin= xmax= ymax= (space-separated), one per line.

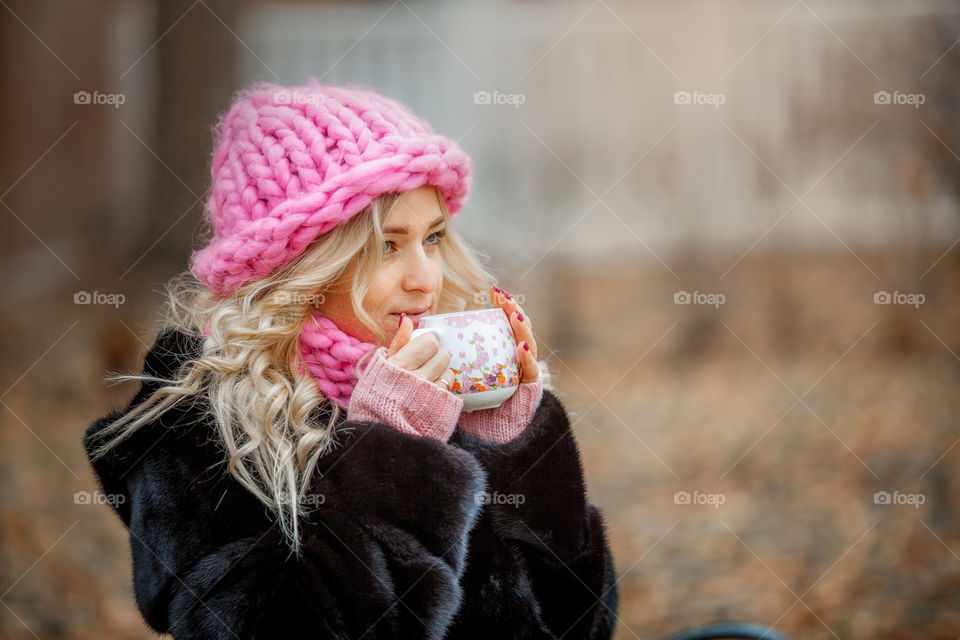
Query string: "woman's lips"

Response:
xmin=390 ymin=308 xmax=429 ymax=324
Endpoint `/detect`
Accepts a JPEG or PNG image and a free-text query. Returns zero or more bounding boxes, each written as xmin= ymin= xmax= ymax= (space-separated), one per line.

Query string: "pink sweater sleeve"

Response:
xmin=347 ymin=346 xmax=464 ymax=442
xmin=457 ymin=378 xmax=544 ymax=443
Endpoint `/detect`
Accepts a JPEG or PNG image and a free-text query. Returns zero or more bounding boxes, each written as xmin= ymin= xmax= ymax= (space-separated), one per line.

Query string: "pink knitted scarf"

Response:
xmin=296 ymin=311 xmax=378 ymax=408
xmin=201 ymin=312 xmax=378 ymax=409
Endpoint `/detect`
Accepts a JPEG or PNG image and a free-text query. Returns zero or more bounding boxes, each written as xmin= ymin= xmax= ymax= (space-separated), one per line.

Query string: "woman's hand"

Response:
xmin=388 ymin=315 xmax=457 ymax=392
xmin=489 ymin=285 xmax=540 ymax=384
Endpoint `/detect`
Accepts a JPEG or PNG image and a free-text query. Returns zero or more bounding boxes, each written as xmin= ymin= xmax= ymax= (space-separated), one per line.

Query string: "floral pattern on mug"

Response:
xmin=449 ymin=329 xmax=519 ymax=394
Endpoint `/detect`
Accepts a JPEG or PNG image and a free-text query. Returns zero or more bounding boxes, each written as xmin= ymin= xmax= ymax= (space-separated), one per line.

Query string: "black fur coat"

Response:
xmin=83 ymin=328 xmax=619 ymax=639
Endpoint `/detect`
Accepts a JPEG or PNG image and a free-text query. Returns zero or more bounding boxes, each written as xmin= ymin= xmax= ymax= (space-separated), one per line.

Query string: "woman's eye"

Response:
xmin=382 ymin=229 xmax=446 ymax=254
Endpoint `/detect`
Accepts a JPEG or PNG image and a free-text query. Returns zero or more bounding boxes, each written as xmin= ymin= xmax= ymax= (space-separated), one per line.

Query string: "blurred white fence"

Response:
xmin=224 ymin=0 xmax=960 ymax=266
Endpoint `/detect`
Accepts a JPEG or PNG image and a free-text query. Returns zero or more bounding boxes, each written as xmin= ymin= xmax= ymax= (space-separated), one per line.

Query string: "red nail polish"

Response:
xmin=523 ymin=342 xmax=530 ymax=351
xmin=398 ymin=313 xmax=405 ymax=327
xmin=517 ymin=313 xmax=523 ymax=322
xmin=504 ymin=292 xmax=512 ymax=300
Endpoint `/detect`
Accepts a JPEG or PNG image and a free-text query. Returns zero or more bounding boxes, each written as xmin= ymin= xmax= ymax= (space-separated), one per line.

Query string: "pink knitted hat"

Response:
xmin=189 ymin=79 xmax=472 ymax=295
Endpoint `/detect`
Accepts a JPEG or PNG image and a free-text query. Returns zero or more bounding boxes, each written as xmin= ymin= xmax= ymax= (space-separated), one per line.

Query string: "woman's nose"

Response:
xmin=401 ymin=248 xmax=439 ymax=292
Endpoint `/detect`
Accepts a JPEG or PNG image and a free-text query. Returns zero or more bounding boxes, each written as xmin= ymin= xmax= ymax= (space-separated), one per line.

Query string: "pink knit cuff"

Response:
xmin=347 ymin=346 xmax=464 ymax=442
xmin=457 ymin=378 xmax=544 ymax=443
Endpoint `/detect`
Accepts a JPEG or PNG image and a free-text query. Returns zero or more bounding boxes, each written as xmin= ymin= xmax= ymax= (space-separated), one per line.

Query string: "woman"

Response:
xmin=83 ymin=79 xmax=618 ymax=639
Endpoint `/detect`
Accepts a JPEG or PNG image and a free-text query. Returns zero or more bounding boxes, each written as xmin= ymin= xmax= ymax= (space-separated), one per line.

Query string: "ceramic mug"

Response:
xmin=410 ymin=308 xmax=520 ymax=412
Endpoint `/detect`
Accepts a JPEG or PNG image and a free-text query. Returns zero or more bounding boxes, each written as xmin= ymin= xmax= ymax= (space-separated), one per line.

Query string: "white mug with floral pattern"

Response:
xmin=410 ymin=308 xmax=520 ymax=412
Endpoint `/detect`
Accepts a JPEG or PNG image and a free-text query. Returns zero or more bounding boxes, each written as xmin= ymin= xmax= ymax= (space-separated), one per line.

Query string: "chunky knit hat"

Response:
xmin=189 ymin=79 xmax=472 ymax=295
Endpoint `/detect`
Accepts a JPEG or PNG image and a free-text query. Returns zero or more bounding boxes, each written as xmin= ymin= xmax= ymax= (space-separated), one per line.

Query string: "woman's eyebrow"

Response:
xmin=383 ymin=216 xmax=445 ymax=235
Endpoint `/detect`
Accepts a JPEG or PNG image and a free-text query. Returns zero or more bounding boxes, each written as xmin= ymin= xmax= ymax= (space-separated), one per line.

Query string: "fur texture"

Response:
xmin=83 ymin=329 xmax=618 ymax=638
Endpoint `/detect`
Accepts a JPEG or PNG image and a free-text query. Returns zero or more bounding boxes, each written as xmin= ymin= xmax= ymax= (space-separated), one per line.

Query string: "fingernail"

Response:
xmin=504 ymin=291 xmax=512 ymax=300
xmin=398 ymin=313 xmax=405 ymax=327
xmin=516 ymin=312 xmax=523 ymax=322
xmin=523 ymin=342 xmax=530 ymax=351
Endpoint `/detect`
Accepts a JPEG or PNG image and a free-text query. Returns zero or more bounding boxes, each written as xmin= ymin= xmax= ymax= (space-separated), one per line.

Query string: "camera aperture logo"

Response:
xmin=674 ymin=290 xmax=725 ymax=308
xmin=874 ymin=491 xmax=925 ymax=509
xmin=674 ymin=490 xmax=725 ymax=509
xmin=475 ymin=491 xmax=525 ymax=508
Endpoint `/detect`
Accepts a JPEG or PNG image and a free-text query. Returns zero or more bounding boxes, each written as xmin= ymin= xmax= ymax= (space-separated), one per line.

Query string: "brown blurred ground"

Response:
xmin=1 ymin=247 xmax=957 ymax=639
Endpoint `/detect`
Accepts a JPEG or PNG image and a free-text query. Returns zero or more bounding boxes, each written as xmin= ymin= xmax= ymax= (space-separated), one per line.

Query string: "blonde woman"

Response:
xmin=83 ymin=80 xmax=617 ymax=639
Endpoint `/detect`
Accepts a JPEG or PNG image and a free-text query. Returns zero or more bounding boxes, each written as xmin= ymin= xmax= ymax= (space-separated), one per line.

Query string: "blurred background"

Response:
xmin=1 ymin=0 xmax=959 ymax=637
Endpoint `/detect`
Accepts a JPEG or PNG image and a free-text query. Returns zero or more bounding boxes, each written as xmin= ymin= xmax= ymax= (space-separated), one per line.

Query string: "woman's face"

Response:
xmin=316 ymin=185 xmax=446 ymax=343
